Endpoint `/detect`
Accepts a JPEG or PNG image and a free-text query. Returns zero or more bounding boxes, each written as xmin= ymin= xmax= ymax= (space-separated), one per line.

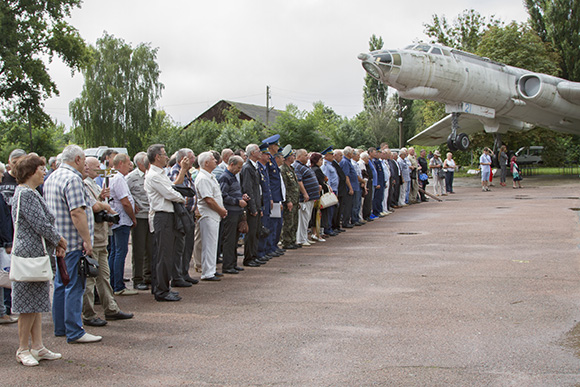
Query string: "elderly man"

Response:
xmin=126 ymin=152 xmax=153 ymax=290
xmin=397 ymin=148 xmax=410 ymax=206
xmin=45 ymin=144 xmax=101 ymax=343
xmin=83 ymin=157 xmax=133 ymax=326
xmin=339 ymin=147 xmax=356 ymax=228
xmin=293 ymin=149 xmax=320 ymax=246
xmin=145 ymin=144 xmax=186 ymax=302
xmin=350 ymin=149 xmax=365 ymax=226
xmin=263 ymin=135 xmax=285 ymax=258
xmin=407 ymin=147 xmax=419 ymax=204
xmin=280 ymin=146 xmax=299 ymax=249
xmin=218 ymin=155 xmax=248 ymax=274
xmin=257 ymin=144 xmax=273 ymax=261
xmin=321 ymin=147 xmax=339 ymax=236
xmin=212 ymin=148 xmax=233 ymax=180
xmin=195 ymin=152 xmax=228 ymax=281
xmin=331 ymin=149 xmax=347 ymax=232
xmin=168 ymin=148 xmax=198 ymax=287
xmin=241 ymin=144 xmax=264 ymax=267
xmin=109 ymin=154 xmax=138 ymax=296
xmin=370 ymin=148 xmax=385 ymax=218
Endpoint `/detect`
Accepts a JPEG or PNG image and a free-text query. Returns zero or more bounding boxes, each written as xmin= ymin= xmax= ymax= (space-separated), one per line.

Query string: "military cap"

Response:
xmin=321 ymin=146 xmax=334 ymax=155
xmin=281 ymin=145 xmax=293 ymax=158
xmin=261 ymin=134 xmax=280 ymax=146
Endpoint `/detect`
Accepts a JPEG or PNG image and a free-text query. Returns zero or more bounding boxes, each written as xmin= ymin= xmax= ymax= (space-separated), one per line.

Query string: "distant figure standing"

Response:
xmin=442 ymin=152 xmax=457 ymax=194
xmin=480 ymin=148 xmax=492 ymax=192
xmin=499 ymin=145 xmax=509 ymax=187
xmin=510 ymin=156 xmax=523 ymax=189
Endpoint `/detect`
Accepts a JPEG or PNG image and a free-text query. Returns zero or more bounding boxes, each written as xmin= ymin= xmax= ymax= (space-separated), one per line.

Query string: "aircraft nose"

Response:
xmin=358 ymin=53 xmax=372 ymax=61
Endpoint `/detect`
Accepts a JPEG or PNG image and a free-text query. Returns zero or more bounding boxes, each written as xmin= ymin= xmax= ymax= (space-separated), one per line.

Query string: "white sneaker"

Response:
xmin=71 ymin=332 xmax=102 ymax=344
xmin=299 ymin=241 xmax=311 ymax=246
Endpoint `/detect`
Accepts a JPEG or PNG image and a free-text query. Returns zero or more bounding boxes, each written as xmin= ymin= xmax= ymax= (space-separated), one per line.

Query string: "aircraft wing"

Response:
xmin=408 ymin=114 xmax=484 ymax=146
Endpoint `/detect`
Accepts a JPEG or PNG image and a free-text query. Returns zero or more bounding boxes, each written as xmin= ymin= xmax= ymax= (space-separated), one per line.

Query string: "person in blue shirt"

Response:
xmin=338 ymin=148 xmax=355 ymax=228
xmin=321 ymin=147 xmax=338 ymax=236
xmin=262 ymin=135 xmax=286 ymax=259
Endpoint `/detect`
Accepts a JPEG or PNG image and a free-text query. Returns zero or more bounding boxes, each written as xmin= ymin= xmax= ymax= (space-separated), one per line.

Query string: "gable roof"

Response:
xmin=184 ymin=100 xmax=283 ymax=130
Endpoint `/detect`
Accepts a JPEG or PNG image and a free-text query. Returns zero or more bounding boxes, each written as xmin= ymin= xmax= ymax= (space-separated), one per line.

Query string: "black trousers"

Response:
xmin=332 ymin=194 xmax=344 ymax=229
xmin=152 ymin=212 xmax=180 ymax=298
xmin=131 ymin=217 xmax=153 ymax=285
xmin=340 ymin=193 xmax=353 ymax=227
xmin=173 ymin=211 xmax=195 ymax=282
xmin=244 ymin=212 xmax=260 ymax=264
xmin=221 ymin=211 xmax=241 ymax=270
xmin=362 ymin=183 xmax=373 ymax=219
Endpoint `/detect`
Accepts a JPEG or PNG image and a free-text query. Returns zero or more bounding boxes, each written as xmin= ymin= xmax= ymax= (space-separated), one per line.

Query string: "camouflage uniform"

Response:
xmin=280 ymin=163 xmax=299 ymax=247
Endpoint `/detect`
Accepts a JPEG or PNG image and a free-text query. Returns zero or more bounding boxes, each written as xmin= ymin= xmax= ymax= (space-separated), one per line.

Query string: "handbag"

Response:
xmin=79 ymin=254 xmax=99 ymax=278
xmin=319 ymin=191 xmax=338 ymax=209
xmin=9 ymin=192 xmax=53 ymax=282
xmin=238 ymin=212 xmax=249 ymax=234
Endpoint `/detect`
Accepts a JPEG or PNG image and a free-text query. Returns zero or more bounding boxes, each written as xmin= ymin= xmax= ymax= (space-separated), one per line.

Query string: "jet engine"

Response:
xmin=517 ymin=74 xmax=557 ymax=108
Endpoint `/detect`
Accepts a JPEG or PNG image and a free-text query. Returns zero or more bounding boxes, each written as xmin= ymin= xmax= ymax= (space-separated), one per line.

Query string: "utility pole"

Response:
xmin=398 ymin=95 xmax=404 ymax=149
xmin=266 ymin=85 xmax=271 ymax=127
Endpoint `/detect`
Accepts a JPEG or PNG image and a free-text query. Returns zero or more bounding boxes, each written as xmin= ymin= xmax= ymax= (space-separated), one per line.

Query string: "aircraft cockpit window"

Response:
xmin=404 ymin=45 xmax=415 ymax=50
xmin=374 ymin=53 xmax=392 ymax=64
xmin=430 ymin=48 xmax=442 ymax=55
xmin=392 ymin=53 xmax=401 ymax=66
xmin=413 ymin=44 xmax=431 ymax=52
xmin=442 ymin=49 xmax=451 ymax=56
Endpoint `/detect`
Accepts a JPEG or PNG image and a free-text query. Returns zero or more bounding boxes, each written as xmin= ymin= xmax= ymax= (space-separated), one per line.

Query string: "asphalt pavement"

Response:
xmin=1 ymin=175 xmax=580 ymax=386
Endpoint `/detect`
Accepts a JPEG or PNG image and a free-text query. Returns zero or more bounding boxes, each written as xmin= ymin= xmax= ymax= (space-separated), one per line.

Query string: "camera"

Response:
xmin=94 ymin=210 xmax=120 ymax=224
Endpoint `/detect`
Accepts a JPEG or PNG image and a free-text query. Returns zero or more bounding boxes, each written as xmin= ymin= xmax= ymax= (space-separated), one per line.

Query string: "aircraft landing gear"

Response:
xmin=448 ymin=112 xmax=469 ymax=151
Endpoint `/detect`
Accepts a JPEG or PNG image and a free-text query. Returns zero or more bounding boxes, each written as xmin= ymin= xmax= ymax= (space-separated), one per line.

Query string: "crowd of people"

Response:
xmin=0 ymin=136 xmax=522 ymax=366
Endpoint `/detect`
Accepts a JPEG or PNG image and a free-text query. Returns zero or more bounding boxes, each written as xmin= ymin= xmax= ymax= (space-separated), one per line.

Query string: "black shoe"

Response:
xmin=255 ymin=259 xmax=268 ymax=264
xmin=234 ymin=266 xmax=245 ymax=271
xmin=134 ymin=283 xmax=149 ymax=291
xmin=105 ymin=311 xmax=134 ymax=320
xmin=277 ymin=248 xmax=286 ymax=253
xmin=269 ymin=251 xmax=281 ymax=257
xmin=283 ymin=244 xmax=297 ymax=250
xmin=201 ymin=276 xmax=221 ymax=281
xmin=155 ymin=293 xmax=182 ymax=302
xmin=223 ymin=269 xmax=239 ymax=274
xmin=183 ymin=276 xmax=199 ymax=285
xmin=354 ymin=222 xmax=363 ymax=226
xmin=171 ymin=279 xmax=192 ymax=287
xmin=337 ymin=229 xmax=346 ymax=233
xmin=83 ymin=317 xmax=107 ymax=327
xmin=294 ymin=243 xmax=303 ymax=248
xmin=214 ymin=272 xmax=224 ymax=277
xmin=243 ymin=261 xmax=261 ymax=267
xmin=343 ymin=224 xmax=354 ymax=229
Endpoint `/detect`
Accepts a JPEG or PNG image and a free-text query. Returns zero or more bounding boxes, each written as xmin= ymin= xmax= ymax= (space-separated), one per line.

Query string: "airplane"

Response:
xmin=358 ymin=43 xmax=580 ymax=151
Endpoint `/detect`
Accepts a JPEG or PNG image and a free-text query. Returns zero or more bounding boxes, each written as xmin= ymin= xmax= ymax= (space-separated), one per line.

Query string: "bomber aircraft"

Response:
xmin=358 ymin=43 xmax=580 ymax=151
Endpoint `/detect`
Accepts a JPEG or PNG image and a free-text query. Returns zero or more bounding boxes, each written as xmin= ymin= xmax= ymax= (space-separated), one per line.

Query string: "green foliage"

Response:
xmin=0 ymin=0 xmax=90 ymax=117
xmin=0 ymin=110 xmax=70 ymax=160
xmin=476 ymin=22 xmax=561 ymax=75
xmin=273 ymin=103 xmax=330 ymax=151
xmin=214 ymin=120 xmax=264 ymax=151
xmin=70 ymin=32 xmax=163 ymax=155
xmin=526 ymin=0 xmax=580 ymax=81
xmin=424 ymin=9 xmax=503 ymax=52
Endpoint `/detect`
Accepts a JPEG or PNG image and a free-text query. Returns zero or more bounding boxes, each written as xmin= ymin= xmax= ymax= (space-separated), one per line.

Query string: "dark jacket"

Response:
xmin=312 ymin=166 xmax=329 ymax=194
xmin=219 ymin=169 xmax=244 ymax=213
xmin=331 ymin=160 xmax=347 ymax=197
xmin=240 ymin=160 xmax=262 ymax=215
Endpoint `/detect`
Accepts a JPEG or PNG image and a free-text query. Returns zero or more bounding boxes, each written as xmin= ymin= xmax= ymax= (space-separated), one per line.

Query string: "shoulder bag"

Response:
xmin=9 ymin=191 xmax=53 ymax=282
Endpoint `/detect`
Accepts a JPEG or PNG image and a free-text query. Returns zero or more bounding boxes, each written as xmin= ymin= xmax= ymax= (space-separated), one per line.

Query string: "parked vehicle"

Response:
xmin=515 ymin=146 xmax=543 ymax=165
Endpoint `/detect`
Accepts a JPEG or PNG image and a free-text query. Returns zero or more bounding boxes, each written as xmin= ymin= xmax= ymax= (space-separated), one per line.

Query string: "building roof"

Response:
xmin=184 ymin=100 xmax=283 ymax=129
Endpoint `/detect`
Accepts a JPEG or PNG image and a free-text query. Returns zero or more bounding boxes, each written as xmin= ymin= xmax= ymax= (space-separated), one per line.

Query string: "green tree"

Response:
xmin=0 ymin=0 xmax=89 ymax=118
xmin=526 ymin=0 xmax=580 ymax=81
xmin=273 ymin=104 xmax=329 ymax=151
xmin=0 ymin=110 xmax=70 ymax=160
xmin=70 ymin=33 xmax=163 ymax=155
xmin=424 ymin=9 xmax=503 ymax=52
xmin=476 ymin=22 xmax=560 ymax=75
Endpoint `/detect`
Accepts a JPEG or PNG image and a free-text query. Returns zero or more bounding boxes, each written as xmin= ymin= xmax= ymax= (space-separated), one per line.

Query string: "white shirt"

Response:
xmin=195 ymin=169 xmax=224 ymax=222
xmin=144 ymin=164 xmax=185 ymax=230
xmin=109 ymin=171 xmax=135 ymax=229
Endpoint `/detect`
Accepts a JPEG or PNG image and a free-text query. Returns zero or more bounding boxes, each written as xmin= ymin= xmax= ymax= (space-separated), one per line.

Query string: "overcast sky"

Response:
xmin=44 ymin=0 xmax=529 ymax=128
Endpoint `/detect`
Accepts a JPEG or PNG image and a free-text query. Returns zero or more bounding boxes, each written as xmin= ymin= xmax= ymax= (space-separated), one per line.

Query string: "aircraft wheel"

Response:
xmin=447 ymin=135 xmax=457 ymax=151
xmin=454 ymin=133 xmax=470 ymax=151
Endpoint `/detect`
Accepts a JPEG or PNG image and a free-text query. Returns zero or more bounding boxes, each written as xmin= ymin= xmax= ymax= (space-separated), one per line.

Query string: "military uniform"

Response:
xmin=280 ymin=163 xmax=299 ymax=248
xmin=266 ymin=153 xmax=283 ymax=254
xmin=257 ymin=160 xmax=272 ymax=259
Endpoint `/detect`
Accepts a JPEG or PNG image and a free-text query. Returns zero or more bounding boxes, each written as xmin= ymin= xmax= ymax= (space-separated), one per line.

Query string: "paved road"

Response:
xmin=1 ymin=176 xmax=580 ymax=386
